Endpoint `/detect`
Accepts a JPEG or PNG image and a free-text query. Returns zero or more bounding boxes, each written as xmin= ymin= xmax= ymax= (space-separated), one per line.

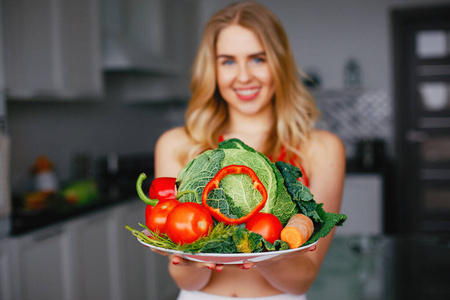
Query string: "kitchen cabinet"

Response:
xmin=118 ymin=199 xmax=179 ymax=300
xmin=102 ymin=0 xmax=200 ymax=103
xmin=337 ymin=174 xmax=383 ymax=235
xmin=70 ymin=210 xmax=121 ymax=300
xmin=9 ymin=224 xmax=73 ymax=300
xmin=392 ymin=5 xmax=450 ymax=234
xmin=3 ymin=0 xmax=103 ymax=100
xmin=0 ymin=0 xmax=5 ymax=92
xmin=4 ymin=199 xmax=178 ymax=300
xmin=0 ymin=238 xmax=13 ymax=300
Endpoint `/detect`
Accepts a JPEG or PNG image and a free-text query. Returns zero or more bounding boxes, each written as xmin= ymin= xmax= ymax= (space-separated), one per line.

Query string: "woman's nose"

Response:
xmin=237 ymin=63 xmax=251 ymax=82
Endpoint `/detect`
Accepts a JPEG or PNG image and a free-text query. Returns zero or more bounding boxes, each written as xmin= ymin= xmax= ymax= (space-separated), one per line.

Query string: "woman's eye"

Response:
xmin=253 ymin=57 xmax=265 ymax=64
xmin=222 ymin=59 xmax=235 ymax=66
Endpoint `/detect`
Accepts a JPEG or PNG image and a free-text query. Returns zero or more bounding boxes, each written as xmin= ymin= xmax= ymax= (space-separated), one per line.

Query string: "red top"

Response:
xmin=218 ymin=136 xmax=309 ymax=187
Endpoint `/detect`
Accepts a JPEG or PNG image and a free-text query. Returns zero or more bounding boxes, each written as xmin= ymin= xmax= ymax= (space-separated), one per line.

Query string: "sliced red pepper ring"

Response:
xmin=201 ymin=165 xmax=268 ymax=225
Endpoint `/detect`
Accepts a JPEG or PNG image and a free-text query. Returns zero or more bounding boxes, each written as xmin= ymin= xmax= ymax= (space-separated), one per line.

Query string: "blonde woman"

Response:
xmin=154 ymin=2 xmax=345 ymax=299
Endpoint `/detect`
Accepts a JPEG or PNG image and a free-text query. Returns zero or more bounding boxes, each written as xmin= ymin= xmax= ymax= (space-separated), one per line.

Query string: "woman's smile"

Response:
xmin=234 ymin=87 xmax=261 ymax=100
xmin=216 ymin=24 xmax=275 ymax=116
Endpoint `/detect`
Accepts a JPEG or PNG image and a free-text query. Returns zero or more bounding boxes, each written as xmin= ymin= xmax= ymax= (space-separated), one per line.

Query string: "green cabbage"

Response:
xmin=175 ymin=138 xmax=347 ymax=249
xmin=176 ymin=139 xmax=297 ymax=225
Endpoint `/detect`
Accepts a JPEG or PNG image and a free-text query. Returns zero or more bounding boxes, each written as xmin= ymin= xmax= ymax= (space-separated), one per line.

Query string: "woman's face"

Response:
xmin=215 ymin=25 xmax=275 ymax=117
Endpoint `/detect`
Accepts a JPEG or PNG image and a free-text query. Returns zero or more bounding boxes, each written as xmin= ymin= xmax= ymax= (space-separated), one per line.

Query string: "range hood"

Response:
xmin=101 ymin=0 xmax=180 ymax=74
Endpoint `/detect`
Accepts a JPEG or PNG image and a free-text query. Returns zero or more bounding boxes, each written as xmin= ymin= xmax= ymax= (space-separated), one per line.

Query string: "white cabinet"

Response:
xmin=3 ymin=0 xmax=103 ymax=100
xmin=118 ymin=199 xmax=179 ymax=300
xmin=9 ymin=224 xmax=73 ymax=300
xmin=117 ymin=200 xmax=151 ymax=299
xmin=70 ymin=210 xmax=121 ymax=300
xmin=4 ymin=199 xmax=178 ymax=300
xmin=0 ymin=238 xmax=13 ymax=300
xmin=337 ymin=174 xmax=383 ymax=236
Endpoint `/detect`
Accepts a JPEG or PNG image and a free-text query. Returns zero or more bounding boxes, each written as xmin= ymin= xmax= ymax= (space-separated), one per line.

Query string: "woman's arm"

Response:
xmin=254 ymin=130 xmax=346 ymax=295
xmin=154 ymin=127 xmax=215 ymax=290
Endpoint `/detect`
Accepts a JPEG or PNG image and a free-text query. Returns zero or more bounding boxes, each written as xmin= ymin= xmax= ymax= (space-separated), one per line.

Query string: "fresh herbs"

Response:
xmin=126 ymin=222 xmax=290 ymax=254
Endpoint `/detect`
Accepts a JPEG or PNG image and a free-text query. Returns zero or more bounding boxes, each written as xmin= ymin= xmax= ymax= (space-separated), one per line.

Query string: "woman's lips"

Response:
xmin=235 ymin=87 xmax=261 ymax=100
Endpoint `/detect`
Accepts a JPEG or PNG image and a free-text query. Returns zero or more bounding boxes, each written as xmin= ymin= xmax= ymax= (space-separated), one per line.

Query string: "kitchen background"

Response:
xmin=1 ymin=0 xmax=450 ymax=300
xmin=5 ymin=0 xmax=436 ymax=191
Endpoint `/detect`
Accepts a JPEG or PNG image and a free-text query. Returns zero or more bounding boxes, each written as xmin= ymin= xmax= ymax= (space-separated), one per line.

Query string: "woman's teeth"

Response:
xmin=235 ymin=88 xmax=259 ymax=96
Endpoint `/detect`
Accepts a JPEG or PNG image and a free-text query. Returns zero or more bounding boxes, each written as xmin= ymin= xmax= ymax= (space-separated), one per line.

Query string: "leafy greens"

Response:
xmin=128 ymin=138 xmax=346 ymax=253
xmin=174 ymin=138 xmax=346 ymax=249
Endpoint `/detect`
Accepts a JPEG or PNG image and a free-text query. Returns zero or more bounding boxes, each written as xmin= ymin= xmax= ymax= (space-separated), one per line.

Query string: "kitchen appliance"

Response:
xmin=355 ymin=138 xmax=387 ymax=171
xmin=96 ymin=152 xmax=154 ymax=201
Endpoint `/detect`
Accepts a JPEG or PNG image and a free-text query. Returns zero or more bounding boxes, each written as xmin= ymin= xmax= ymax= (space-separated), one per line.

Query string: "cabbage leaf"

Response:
xmin=174 ymin=138 xmax=347 ymax=250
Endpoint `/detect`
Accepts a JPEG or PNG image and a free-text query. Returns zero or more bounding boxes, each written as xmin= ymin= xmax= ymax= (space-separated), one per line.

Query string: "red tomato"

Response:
xmin=146 ymin=199 xmax=179 ymax=234
xmin=145 ymin=204 xmax=153 ymax=219
xmin=245 ymin=212 xmax=283 ymax=244
xmin=165 ymin=202 xmax=213 ymax=245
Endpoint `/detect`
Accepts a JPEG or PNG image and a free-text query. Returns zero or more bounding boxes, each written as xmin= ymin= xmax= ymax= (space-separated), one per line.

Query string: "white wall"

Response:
xmin=199 ymin=0 xmax=449 ymax=92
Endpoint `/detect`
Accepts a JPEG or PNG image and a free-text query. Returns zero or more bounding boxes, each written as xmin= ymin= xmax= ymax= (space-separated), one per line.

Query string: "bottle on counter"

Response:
xmin=30 ymin=155 xmax=59 ymax=192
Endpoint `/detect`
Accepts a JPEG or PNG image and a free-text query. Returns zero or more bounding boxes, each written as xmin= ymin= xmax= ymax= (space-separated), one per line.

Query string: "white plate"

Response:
xmin=137 ymin=231 xmax=318 ymax=265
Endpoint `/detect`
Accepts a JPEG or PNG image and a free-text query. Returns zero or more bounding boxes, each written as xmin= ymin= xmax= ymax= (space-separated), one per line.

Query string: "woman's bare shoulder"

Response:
xmin=308 ymin=129 xmax=346 ymax=157
xmin=156 ymin=126 xmax=191 ymax=149
xmin=303 ymin=129 xmax=346 ymax=176
xmin=154 ymin=126 xmax=192 ymax=177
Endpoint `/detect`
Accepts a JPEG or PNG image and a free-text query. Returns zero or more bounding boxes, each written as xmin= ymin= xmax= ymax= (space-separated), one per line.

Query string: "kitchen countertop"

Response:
xmin=308 ymin=234 xmax=450 ymax=299
xmin=9 ymin=179 xmax=142 ymax=236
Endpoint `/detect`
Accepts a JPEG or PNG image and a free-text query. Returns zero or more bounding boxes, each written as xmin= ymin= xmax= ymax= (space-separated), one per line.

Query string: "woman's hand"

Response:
xmin=237 ymin=244 xmax=317 ymax=270
xmin=151 ymin=247 xmax=224 ymax=272
xmin=170 ymin=255 xmax=224 ymax=272
xmin=154 ymin=240 xmax=316 ymax=272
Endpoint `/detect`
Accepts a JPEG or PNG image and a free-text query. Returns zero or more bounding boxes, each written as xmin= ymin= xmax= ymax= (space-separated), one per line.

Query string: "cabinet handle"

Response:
xmin=405 ymin=130 xmax=427 ymax=143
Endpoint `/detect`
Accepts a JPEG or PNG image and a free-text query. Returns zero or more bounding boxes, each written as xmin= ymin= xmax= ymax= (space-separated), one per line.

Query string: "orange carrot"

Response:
xmin=280 ymin=214 xmax=314 ymax=248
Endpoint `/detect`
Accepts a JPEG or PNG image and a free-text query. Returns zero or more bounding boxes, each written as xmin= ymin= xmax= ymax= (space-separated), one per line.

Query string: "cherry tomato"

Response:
xmin=165 ymin=202 xmax=213 ymax=245
xmin=146 ymin=199 xmax=180 ymax=234
xmin=245 ymin=212 xmax=283 ymax=244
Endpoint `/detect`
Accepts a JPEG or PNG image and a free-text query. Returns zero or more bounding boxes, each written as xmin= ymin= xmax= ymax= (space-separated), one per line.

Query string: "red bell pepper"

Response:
xmin=149 ymin=177 xmax=177 ymax=201
xmin=136 ymin=173 xmax=177 ymax=206
xmin=201 ymin=165 xmax=268 ymax=225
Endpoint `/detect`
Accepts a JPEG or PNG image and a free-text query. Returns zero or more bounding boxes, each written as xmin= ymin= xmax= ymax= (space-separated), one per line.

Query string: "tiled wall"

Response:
xmin=313 ymin=89 xmax=394 ymax=158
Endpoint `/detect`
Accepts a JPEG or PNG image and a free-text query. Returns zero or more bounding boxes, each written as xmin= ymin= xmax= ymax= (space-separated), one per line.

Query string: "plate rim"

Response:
xmin=137 ymin=235 xmax=318 ymax=263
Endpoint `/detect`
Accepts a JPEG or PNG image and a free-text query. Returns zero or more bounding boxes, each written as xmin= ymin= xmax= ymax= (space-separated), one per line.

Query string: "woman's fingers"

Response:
xmin=171 ymin=255 xmax=184 ymax=265
xmin=204 ymin=262 xmax=224 ymax=272
xmin=169 ymin=256 xmax=223 ymax=272
xmin=240 ymin=261 xmax=256 ymax=270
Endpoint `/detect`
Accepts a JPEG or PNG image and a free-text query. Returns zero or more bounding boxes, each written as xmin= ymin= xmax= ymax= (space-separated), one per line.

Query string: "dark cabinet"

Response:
xmin=392 ymin=5 xmax=450 ymax=233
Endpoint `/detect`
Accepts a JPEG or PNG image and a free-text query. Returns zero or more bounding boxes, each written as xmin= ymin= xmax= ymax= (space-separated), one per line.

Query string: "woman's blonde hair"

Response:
xmin=183 ymin=1 xmax=318 ymax=163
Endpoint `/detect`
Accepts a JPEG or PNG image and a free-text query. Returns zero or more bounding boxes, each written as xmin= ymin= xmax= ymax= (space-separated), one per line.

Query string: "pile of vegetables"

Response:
xmin=126 ymin=139 xmax=346 ymax=254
